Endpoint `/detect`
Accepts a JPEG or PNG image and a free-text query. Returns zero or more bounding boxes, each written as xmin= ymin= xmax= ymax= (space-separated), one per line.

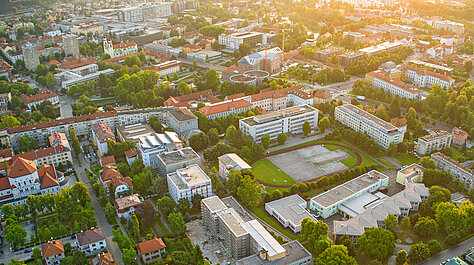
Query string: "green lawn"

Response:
xmin=393 ymin=153 xmax=419 ymax=166
xmin=91 ymin=97 xmax=117 ymax=106
xmin=341 ymin=156 xmax=357 ymax=167
xmin=251 ymin=207 xmax=298 ymax=240
xmin=378 ymin=157 xmax=396 ymax=168
xmin=252 ymin=158 xmax=296 ymax=186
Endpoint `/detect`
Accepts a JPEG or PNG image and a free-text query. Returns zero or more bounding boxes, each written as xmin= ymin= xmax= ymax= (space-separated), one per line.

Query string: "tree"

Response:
xmin=18 ymin=135 xmax=38 ymax=153
xmin=207 ymin=128 xmax=219 ymax=145
xmin=193 ymin=59 xmax=197 ymax=71
xmin=400 ymin=216 xmax=411 ymax=231
xmin=177 ymin=82 xmax=191 ymax=95
xmin=277 ymin=133 xmax=287 ymax=145
xmin=45 ymin=72 xmax=56 ymax=89
xmin=420 ymin=157 xmax=436 ymax=169
xmin=149 ymin=176 xmax=166 ymax=195
xmin=236 ymin=174 xmax=262 ymax=209
xmin=314 ymin=236 xmax=332 ymax=255
xmin=427 ymin=239 xmax=442 ymax=255
xmin=191 ymin=194 xmax=204 ymax=209
xmin=122 ymin=248 xmax=137 ymax=265
xmin=204 ymin=69 xmax=220 ymax=91
xmin=406 ymin=107 xmax=418 ymax=129
xmin=414 ymin=216 xmax=438 ymax=238
xmin=319 ymin=117 xmax=330 ymax=132
xmin=225 ymin=125 xmax=236 ymax=141
xmin=314 ymin=245 xmax=357 ymax=265
xmin=130 ymin=212 xmax=140 ymax=242
xmin=261 ymin=134 xmax=270 ymax=149
xmin=408 ymin=242 xmax=431 ymax=264
xmin=71 ymin=182 xmax=91 ymax=207
xmin=384 ymin=214 xmax=398 ymax=232
xmin=239 ymin=43 xmax=251 ymax=57
xmin=358 ymin=227 xmax=395 ymax=262
xmin=167 ymin=212 xmax=186 ymax=234
xmin=302 ymin=121 xmax=311 ymax=136
xmin=149 ymin=116 xmax=163 ymax=133
xmin=189 ymin=132 xmax=209 ymax=151
xmin=0 ymin=115 xmax=21 ymax=129
xmin=177 ymin=198 xmax=191 ymax=213
xmin=396 ymin=250 xmax=407 ymax=265
xmin=338 ymin=235 xmax=355 ymax=256
xmin=5 ymin=222 xmax=27 ymax=247
xmin=157 ymin=196 xmax=175 ymax=216
xmin=389 ymin=97 xmax=401 ymax=118
xmin=104 ymin=203 xmax=115 ymax=222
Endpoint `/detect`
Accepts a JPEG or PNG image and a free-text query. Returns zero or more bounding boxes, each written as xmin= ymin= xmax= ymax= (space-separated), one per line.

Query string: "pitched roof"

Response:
xmin=19 ymin=89 xmax=58 ymax=104
xmin=92 ymin=122 xmax=114 ymax=143
xmin=7 ymin=157 xmax=37 ymax=178
xmin=113 ymin=41 xmax=137 ymax=50
xmin=14 ymin=145 xmax=70 ymax=162
xmin=41 ymin=240 xmax=64 ymax=258
xmin=391 ymin=118 xmax=407 ymax=127
xmin=90 ymin=252 xmax=117 ymax=265
xmin=167 ymin=108 xmax=197 ymax=122
xmin=101 ymin=155 xmax=116 ymax=166
xmin=114 ymin=194 xmax=142 ymax=212
xmin=77 ymin=227 xmax=106 ymax=246
xmin=226 ymin=93 xmax=245 ymax=101
xmin=222 ymin=64 xmax=245 ymax=75
xmin=313 ymin=89 xmax=332 ymax=99
xmin=0 ymin=148 xmax=13 ymax=159
xmin=199 ymin=99 xmax=252 ymax=116
xmin=100 ymin=165 xmax=121 ymax=183
xmin=0 ymin=177 xmax=11 ymax=191
xmin=38 ymin=164 xmax=59 ymax=189
xmin=124 ymin=148 xmax=138 ymax=159
xmin=136 ymin=238 xmax=166 ymax=254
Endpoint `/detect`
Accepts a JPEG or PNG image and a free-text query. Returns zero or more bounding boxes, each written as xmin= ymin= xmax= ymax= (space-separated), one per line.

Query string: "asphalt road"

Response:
xmin=418 ymin=236 xmax=474 ymax=265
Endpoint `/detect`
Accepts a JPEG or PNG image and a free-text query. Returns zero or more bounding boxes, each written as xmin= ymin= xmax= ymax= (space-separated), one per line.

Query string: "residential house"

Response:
xmin=76 ymin=227 xmax=107 ymax=255
xmin=136 ymin=238 xmax=166 ymax=264
xmin=115 ymin=194 xmax=143 ymax=218
xmin=92 ymin=122 xmax=115 ymax=156
xmin=41 ymin=240 xmax=65 ymax=265
xmin=99 ymin=165 xmax=133 ymax=198
xmin=90 ymin=252 xmax=117 ymax=265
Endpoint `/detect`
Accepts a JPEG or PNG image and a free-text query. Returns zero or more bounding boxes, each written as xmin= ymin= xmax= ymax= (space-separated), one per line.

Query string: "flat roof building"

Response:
xmin=156 ymin=147 xmax=202 ymax=176
xmin=116 ymin=123 xmax=156 ymax=143
xmin=167 ymin=164 xmax=212 ymax=203
xmin=431 ymin=152 xmax=474 ymax=190
xmin=396 ymin=163 xmax=425 ymax=186
xmin=265 ymin=194 xmax=317 ymax=233
xmin=236 ymin=240 xmax=312 ymax=265
xmin=415 ymin=131 xmax=452 ymax=156
xmin=218 ymin=153 xmax=251 ymax=181
xmin=335 ymin=104 xmax=404 ymax=149
xmin=309 ymin=170 xmax=389 ymax=218
xmin=138 ymin=131 xmax=182 ymax=168
xmin=240 ymin=105 xmax=318 ymax=143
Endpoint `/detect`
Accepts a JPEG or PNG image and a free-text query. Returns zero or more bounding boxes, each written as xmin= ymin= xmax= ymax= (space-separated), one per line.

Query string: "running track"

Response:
xmin=251 ymin=142 xmax=362 ymax=188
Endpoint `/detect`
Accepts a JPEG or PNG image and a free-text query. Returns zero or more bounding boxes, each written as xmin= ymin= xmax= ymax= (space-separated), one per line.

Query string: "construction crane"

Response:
xmin=257 ymin=25 xmax=288 ymax=72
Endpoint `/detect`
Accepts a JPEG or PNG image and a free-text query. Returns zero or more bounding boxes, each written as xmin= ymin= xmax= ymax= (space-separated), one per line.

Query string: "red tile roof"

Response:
xmin=8 ymin=157 xmax=37 ymax=178
xmin=136 ymin=238 xmax=166 ymax=254
xmin=113 ymin=41 xmax=137 ymax=50
xmin=77 ymin=227 xmax=106 ymax=246
xmin=367 ymin=71 xmax=421 ymax=93
xmin=101 ymin=155 xmax=116 ymax=166
xmin=226 ymin=93 xmax=245 ymax=101
xmin=90 ymin=252 xmax=117 ymax=265
xmin=41 ymin=240 xmax=64 ymax=258
xmin=403 ymin=64 xmax=455 ymax=82
xmin=144 ymin=49 xmax=174 ymax=62
xmin=92 ymin=122 xmax=114 ymax=143
xmin=222 ymin=65 xmax=245 ymax=75
xmin=313 ymin=89 xmax=332 ymax=99
xmin=163 ymin=97 xmax=192 ymax=109
xmin=0 ymin=148 xmax=13 ymax=159
xmin=38 ymin=164 xmax=59 ymax=189
xmin=100 ymin=165 xmax=121 ymax=183
xmin=124 ymin=148 xmax=138 ymax=159
xmin=19 ymin=89 xmax=58 ymax=104
xmin=59 ymin=57 xmax=96 ymax=70
xmin=199 ymin=99 xmax=252 ymax=116
xmin=14 ymin=145 xmax=70 ymax=162
xmin=391 ymin=118 xmax=407 ymax=127
xmin=0 ymin=177 xmax=11 ymax=190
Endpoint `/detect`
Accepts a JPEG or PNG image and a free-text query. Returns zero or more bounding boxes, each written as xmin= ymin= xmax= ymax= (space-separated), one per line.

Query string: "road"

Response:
xmin=72 ymin=154 xmax=124 ymax=265
xmin=419 ymin=236 xmax=474 ymax=265
xmin=59 ymin=95 xmax=73 ymax=118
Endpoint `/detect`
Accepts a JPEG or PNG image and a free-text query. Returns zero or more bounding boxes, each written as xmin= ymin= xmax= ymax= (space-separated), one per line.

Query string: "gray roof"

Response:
xmin=76 ymin=227 xmax=106 ymax=246
xmin=236 ymin=240 xmax=312 ymax=265
xmin=168 ymin=108 xmax=197 ymax=122
xmin=265 ymin=194 xmax=316 ymax=227
xmin=158 ymin=147 xmax=200 ymax=166
xmin=218 ymin=153 xmax=251 ymax=171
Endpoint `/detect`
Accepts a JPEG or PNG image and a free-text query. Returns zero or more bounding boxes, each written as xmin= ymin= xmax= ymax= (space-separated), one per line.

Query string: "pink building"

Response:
xmin=452 ymin=127 xmax=468 ymax=145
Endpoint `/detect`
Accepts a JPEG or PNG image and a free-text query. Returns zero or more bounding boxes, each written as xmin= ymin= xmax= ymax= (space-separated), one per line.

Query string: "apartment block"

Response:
xmin=334 ymin=104 xmax=404 ymax=149
xmin=218 ymin=32 xmax=266 ymax=50
xmin=199 ymin=99 xmax=253 ymax=119
xmin=116 ymin=123 xmax=156 ymax=143
xmin=156 ymin=147 xmax=202 ymax=176
xmin=396 ymin=163 xmax=425 ymax=186
xmin=431 ymin=152 xmax=474 ymax=190
xmin=248 ymin=86 xmax=313 ymax=112
xmin=62 ymin=34 xmax=79 ymax=59
xmin=240 ymin=105 xmax=318 ymax=143
xmin=22 ymin=42 xmax=40 ymax=71
xmin=138 ymin=131 xmax=182 ymax=168
xmin=366 ymin=69 xmax=422 ymax=100
xmin=167 ymin=164 xmax=212 ymax=203
xmin=314 ymin=48 xmax=338 ymax=62
xmin=142 ymin=60 xmax=182 ymax=77
xmin=415 ymin=131 xmax=452 ymax=156
xmin=451 ymin=127 xmax=468 ymax=146
xmin=165 ymin=108 xmax=199 ymax=139
xmin=114 ymin=194 xmax=143 ymax=219
xmin=359 ymin=42 xmax=403 ymax=57
xmin=337 ymin=52 xmax=364 ymax=67
xmin=118 ymin=3 xmax=172 ymax=22
xmin=309 ymin=170 xmax=389 ymax=218
xmin=403 ymin=64 xmax=455 ymax=89
xmin=218 ymin=153 xmax=251 ymax=181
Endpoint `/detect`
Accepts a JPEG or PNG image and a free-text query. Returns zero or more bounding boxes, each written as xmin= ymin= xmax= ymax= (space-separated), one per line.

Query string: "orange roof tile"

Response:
xmin=7 ymin=157 xmax=37 ymax=178
xmin=41 ymin=240 xmax=64 ymax=258
xmin=90 ymin=252 xmax=117 ymax=265
xmin=100 ymin=165 xmax=121 ymax=183
xmin=113 ymin=41 xmax=137 ymax=50
xmin=101 ymin=155 xmax=116 ymax=166
xmin=19 ymin=89 xmax=58 ymax=104
xmin=0 ymin=177 xmax=11 ymax=190
xmin=227 ymin=93 xmax=245 ymax=100
xmin=199 ymin=99 xmax=252 ymax=116
xmin=124 ymin=148 xmax=138 ymax=159
xmin=136 ymin=238 xmax=166 ymax=254
xmin=38 ymin=165 xmax=59 ymax=189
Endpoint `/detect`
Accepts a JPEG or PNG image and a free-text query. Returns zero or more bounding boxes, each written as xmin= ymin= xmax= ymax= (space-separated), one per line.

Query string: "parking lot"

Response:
xmin=186 ymin=220 xmax=233 ymax=265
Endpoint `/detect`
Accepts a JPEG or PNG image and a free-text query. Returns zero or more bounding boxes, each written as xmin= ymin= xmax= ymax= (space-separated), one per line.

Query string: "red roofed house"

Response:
xmin=103 ymin=38 xmax=138 ymax=58
xmin=92 ymin=122 xmax=115 ymax=156
xmin=99 ymin=165 xmax=133 ymax=198
xmin=19 ymin=89 xmax=59 ymax=109
xmin=49 ymin=132 xmax=70 ymax=150
xmin=136 ymin=238 xmax=166 ymax=264
xmin=163 ymin=89 xmax=221 ymax=110
xmin=100 ymin=155 xmax=116 ymax=167
xmin=313 ymin=89 xmax=332 ymax=104
xmin=125 ymin=148 xmax=138 ymax=165
xmin=90 ymin=252 xmax=117 ymax=265
xmin=41 ymin=240 xmax=65 ymax=265
xmin=452 ymin=127 xmax=468 ymax=146
xmin=0 ymin=156 xmax=62 ymax=205
xmin=114 ymin=194 xmax=142 ymax=219
xmin=14 ymin=144 xmax=72 ymax=169
xmin=403 ymin=64 xmax=455 ymax=90
xmin=76 ymin=227 xmax=107 ymax=255
xmin=199 ymin=99 xmax=253 ymax=119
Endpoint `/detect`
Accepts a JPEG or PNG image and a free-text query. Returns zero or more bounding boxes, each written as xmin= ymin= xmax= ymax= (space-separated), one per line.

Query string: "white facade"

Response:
xmin=167 ymin=164 xmax=212 ymax=203
xmin=239 ymin=105 xmax=318 ymax=143
xmin=218 ymin=153 xmax=251 ymax=181
xmin=138 ymin=132 xmax=182 ymax=168
xmin=265 ymin=194 xmax=317 ymax=233
xmin=218 ymin=32 xmax=265 ymax=50
xmin=76 ymin=228 xmax=107 ymax=256
xmin=335 ymin=104 xmax=404 ymax=149
xmin=415 ymin=131 xmax=452 ymax=156
xmin=367 ymin=71 xmax=422 ymax=100
xmin=431 ymin=152 xmax=474 ymax=190
xmin=404 ymin=65 xmax=455 ymax=89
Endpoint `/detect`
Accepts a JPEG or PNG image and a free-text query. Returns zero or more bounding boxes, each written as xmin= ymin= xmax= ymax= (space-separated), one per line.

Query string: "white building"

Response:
xmin=309 ymin=170 xmax=389 ymax=218
xmin=19 ymin=89 xmax=59 ymax=109
xmin=218 ymin=32 xmax=266 ymax=50
xmin=366 ymin=70 xmax=423 ymax=100
xmin=404 ymin=64 xmax=455 ymax=89
xmin=334 ymin=104 xmax=404 ymax=149
xmin=41 ymin=240 xmax=65 ymax=265
xmin=76 ymin=227 xmax=107 ymax=256
xmin=245 ymin=86 xmax=313 ymax=112
xmin=91 ymin=122 xmax=115 ymax=156
xmin=167 ymin=164 xmax=212 ymax=203
xmin=239 ymin=105 xmax=318 ymax=143
xmin=145 ymin=60 xmax=182 ymax=77
xmin=415 ymin=131 xmax=452 ymax=156
xmin=218 ymin=153 xmax=251 ymax=181
xmin=138 ymin=131 xmax=182 ymax=168
xmin=396 ymin=163 xmax=425 ymax=186
xmin=118 ymin=3 xmax=172 ymax=22
xmin=265 ymin=194 xmax=317 ymax=233
xmin=57 ymin=68 xmax=115 ymax=90
xmin=431 ymin=152 xmax=474 ymax=190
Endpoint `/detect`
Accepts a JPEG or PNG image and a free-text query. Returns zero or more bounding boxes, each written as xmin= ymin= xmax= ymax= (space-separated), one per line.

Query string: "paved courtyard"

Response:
xmin=268 ymin=145 xmax=351 ymax=182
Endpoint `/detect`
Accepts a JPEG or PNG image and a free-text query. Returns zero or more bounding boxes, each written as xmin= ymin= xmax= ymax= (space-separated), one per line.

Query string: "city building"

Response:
xmin=62 ymin=35 xmax=79 ymax=59
xmin=201 ymin=196 xmax=312 ymax=263
xmin=0 ymin=92 xmax=10 ymax=112
xmin=56 ymin=68 xmax=115 ymax=90
xmin=90 ymin=252 xmax=117 ymax=265
xmin=142 ymin=60 xmax=182 ymax=77
xmin=313 ymin=89 xmax=332 ymax=104
xmin=165 ymin=108 xmax=199 ymax=139
xmin=76 ymin=227 xmax=107 ymax=256
xmin=265 ymin=194 xmax=317 ymax=233
xmin=218 ymin=153 xmax=251 ymax=181
xmin=431 ymin=152 xmax=473 ymax=190
xmin=396 ymin=163 xmax=425 ymax=186
xmin=218 ymin=32 xmax=266 ymax=50
xmin=335 ymin=104 xmax=404 ymax=149
xmin=0 ymin=157 xmax=64 ymax=205
xmin=103 ymin=38 xmax=138 ymax=59
xmin=136 ymin=238 xmax=166 ymax=264
xmin=157 ymin=147 xmax=202 ymax=176
xmin=451 ymin=127 xmax=468 ymax=146
xmin=337 ymin=52 xmax=364 ymax=67
xmin=49 ymin=132 xmax=70 ymax=150
xmin=0 ymin=62 xmax=12 ymax=79
xmin=41 ymin=240 xmax=65 ymax=265
xmin=70 ymin=23 xmax=104 ymax=36
xmin=238 ymin=47 xmax=282 ymax=74
xmin=116 ymin=123 xmax=156 ymax=143
xmin=138 ymin=131 xmax=182 ymax=168
xmin=13 ymin=145 xmax=72 ymax=168
xmin=309 ymin=170 xmax=389 ymax=218
xmin=100 ymin=155 xmax=116 ymax=167
xmin=359 ymin=42 xmax=403 ymax=57
xmin=403 ymin=64 xmax=455 ymax=89
xmin=167 ymin=164 xmax=212 ymax=203
xmin=314 ymin=48 xmax=339 ymax=63
xmin=199 ymin=99 xmax=253 ymax=119
xmin=125 ymin=148 xmax=138 ymax=166
xmin=118 ymin=3 xmax=172 ymax=22
xmin=240 ymin=105 xmax=318 ymax=143
xmin=22 ymin=42 xmax=40 ymax=71
xmin=114 ymin=194 xmax=143 ymax=218
xmin=366 ymin=68 xmax=423 ymax=100
xmin=19 ymin=89 xmax=59 ymax=109
xmin=99 ymin=165 xmax=133 ymax=198
xmin=333 ymin=182 xmax=429 ymax=242
xmin=415 ymin=131 xmax=452 ymax=156
xmin=92 ymin=122 xmax=115 ymax=156
xmin=432 ymin=19 xmax=464 ymax=35
xmin=245 ymin=86 xmax=313 ymax=112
